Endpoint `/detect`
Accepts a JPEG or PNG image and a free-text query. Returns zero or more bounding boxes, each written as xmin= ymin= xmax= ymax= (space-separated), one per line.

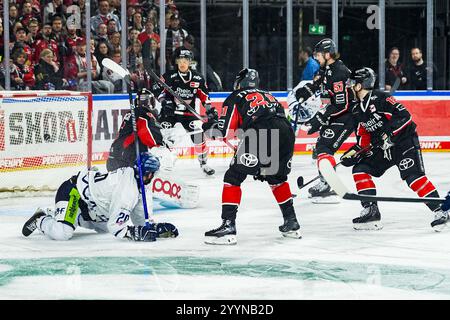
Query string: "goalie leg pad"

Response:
xmin=150 ymin=173 xmax=200 ymax=209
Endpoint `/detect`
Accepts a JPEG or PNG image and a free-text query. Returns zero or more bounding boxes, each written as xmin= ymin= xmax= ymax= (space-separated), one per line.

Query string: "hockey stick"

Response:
xmin=318 ymin=158 xmax=445 ymax=204
xmin=297 ymin=144 xmax=373 ymax=190
xmin=102 ymin=58 xmax=151 ymax=226
xmin=389 ymin=77 xmax=401 ymax=95
xmin=146 ymin=68 xmax=236 ymax=151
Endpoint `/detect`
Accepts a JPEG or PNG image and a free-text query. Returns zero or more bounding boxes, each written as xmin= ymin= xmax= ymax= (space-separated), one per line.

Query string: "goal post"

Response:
xmin=0 ymin=91 xmax=92 ymax=194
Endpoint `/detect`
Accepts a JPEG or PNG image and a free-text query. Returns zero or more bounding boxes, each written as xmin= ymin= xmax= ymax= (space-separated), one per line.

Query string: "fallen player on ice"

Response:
xmin=21 ymin=152 xmax=179 ymax=242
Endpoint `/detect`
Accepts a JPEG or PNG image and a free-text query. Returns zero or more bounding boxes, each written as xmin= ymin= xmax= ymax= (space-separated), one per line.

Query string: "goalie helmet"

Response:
xmin=137 ymin=88 xmax=157 ymax=111
xmin=134 ymin=152 xmax=160 ymax=184
xmin=351 ymin=67 xmax=376 ymax=89
xmin=233 ymin=68 xmax=260 ymax=90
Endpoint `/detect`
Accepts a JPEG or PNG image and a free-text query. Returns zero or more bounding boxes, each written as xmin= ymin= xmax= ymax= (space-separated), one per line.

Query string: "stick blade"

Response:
xmin=101 ymin=58 xmax=130 ymax=78
xmin=318 ymin=160 xmax=349 ymax=197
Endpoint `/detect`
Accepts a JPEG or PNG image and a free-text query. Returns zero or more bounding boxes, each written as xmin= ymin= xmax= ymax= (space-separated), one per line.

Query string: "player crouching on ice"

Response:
xmin=202 ymin=68 xmax=301 ymax=245
xmin=22 ymin=152 xmax=178 ymax=241
xmin=340 ymin=67 xmax=449 ymax=231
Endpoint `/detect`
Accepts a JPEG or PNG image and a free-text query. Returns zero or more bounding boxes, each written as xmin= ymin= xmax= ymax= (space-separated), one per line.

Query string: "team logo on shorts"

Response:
xmin=399 ymin=158 xmax=415 ymax=171
xmin=322 ymin=129 xmax=335 ymax=139
xmin=160 ymin=122 xmax=172 ymax=129
xmin=239 ymin=153 xmax=259 ymax=167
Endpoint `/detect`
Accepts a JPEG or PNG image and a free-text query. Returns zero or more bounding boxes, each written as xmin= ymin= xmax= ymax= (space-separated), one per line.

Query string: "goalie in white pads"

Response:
xmin=22 ymin=152 xmax=179 ymax=241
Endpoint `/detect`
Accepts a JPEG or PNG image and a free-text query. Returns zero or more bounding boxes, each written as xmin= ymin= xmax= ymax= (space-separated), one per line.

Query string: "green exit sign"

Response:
xmin=309 ymin=24 xmax=326 ymax=35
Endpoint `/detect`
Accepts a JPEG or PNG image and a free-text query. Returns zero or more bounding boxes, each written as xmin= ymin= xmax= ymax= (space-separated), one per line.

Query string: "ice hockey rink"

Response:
xmin=0 ymin=152 xmax=450 ymax=300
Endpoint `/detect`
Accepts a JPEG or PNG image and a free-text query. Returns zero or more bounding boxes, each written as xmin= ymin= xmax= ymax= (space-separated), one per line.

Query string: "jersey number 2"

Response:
xmin=245 ymin=92 xmax=276 ymax=108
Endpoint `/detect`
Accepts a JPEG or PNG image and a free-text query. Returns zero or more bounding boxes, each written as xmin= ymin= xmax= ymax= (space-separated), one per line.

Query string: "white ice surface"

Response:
xmin=1 ymin=153 xmax=450 ymax=300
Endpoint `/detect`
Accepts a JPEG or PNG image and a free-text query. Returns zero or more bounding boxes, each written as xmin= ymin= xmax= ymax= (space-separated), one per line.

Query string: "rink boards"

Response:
xmin=87 ymin=91 xmax=450 ymax=163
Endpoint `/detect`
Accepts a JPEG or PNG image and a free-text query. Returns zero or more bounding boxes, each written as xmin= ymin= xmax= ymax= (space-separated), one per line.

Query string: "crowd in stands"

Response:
xmin=0 ymin=0 xmax=203 ymax=93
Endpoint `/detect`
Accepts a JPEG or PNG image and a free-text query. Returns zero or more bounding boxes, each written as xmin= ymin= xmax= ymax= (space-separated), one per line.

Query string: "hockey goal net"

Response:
xmin=0 ymin=91 xmax=92 ymax=195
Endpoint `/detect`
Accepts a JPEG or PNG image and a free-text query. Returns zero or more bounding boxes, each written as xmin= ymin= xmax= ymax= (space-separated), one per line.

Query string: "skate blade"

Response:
xmin=432 ymin=222 xmax=448 ymax=232
xmin=311 ymin=196 xmax=340 ymax=204
xmin=281 ymin=229 xmax=302 ymax=239
xmin=204 ymin=235 xmax=237 ymax=245
xmin=353 ymin=221 xmax=383 ymax=231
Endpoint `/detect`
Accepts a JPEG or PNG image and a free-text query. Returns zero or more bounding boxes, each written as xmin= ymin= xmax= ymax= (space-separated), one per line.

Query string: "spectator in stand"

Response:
xmin=128 ymin=40 xmax=143 ymax=72
xmin=11 ymin=27 xmax=33 ymax=64
xmin=102 ymin=49 xmax=124 ymax=93
xmin=109 ymin=31 xmax=121 ymax=52
xmin=94 ymin=39 xmax=111 ymax=78
xmin=90 ymin=0 xmax=121 ymax=36
xmin=0 ymin=19 xmax=4 ymax=62
xmin=299 ymin=47 xmax=319 ymax=81
xmin=26 ymin=18 xmax=40 ymax=44
xmin=52 ymin=14 xmax=72 ymax=60
xmin=32 ymin=22 xmax=60 ymax=66
xmin=109 ymin=0 xmax=121 ymax=17
xmin=10 ymin=49 xmax=35 ymax=90
xmin=142 ymin=38 xmax=159 ymax=74
xmin=94 ymin=23 xmax=109 ymax=42
xmin=408 ymin=47 xmax=433 ymax=90
xmin=34 ymin=48 xmax=66 ymax=90
xmin=65 ymin=21 xmax=82 ymax=49
xmin=64 ymin=38 xmax=114 ymax=93
xmin=385 ymin=47 xmax=408 ymax=91
xmin=19 ymin=0 xmax=41 ymax=27
xmin=147 ymin=7 xmax=159 ymax=32
xmin=43 ymin=0 xmax=66 ymax=26
xmin=8 ymin=5 xmax=20 ymax=39
xmin=129 ymin=28 xmax=140 ymax=45
xmin=165 ymin=13 xmax=188 ymax=70
xmin=107 ymin=19 xmax=118 ymax=36
xmin=131 ymin=12 xmax=145 ymax=32
xmin=138 ymin=20 xmax=160 ymax=45
xmin=126 ymin=5 xmax=136 ymax=29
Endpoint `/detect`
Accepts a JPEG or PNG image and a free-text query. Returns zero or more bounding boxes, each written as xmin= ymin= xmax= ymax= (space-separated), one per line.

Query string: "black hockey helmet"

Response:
xmin=351 ymin=67 xmax=377 ymax=89
xmin=175 ymin=49 xmax=193 ymax=61
xmin=233 ymin=68 xmax=260 ymax=90
xmin=314 ymin=38 xmax=337 ymax=55
xmin=137 ymin=88 xmax=156 ymax=111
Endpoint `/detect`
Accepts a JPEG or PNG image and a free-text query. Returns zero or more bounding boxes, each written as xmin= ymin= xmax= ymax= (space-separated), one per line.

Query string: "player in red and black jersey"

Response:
xmin=293 ymin=38 xmax=354 ymax=202
xmin=202 ymin=68 xmax=301 ymax=245
xmin=340 ymin=67 xmax=448 ymax=231
xmin=106 ymin=89 xmax=163 ymax=171
xmin=157 ymin=49 xmax=215 ymax=175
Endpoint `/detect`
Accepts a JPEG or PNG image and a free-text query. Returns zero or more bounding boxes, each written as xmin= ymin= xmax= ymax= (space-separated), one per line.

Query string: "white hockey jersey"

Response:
xmin=76 ymin=167 xmax=149 ymax=238
xmin=287 ymin=80 xmax=323 ymax=125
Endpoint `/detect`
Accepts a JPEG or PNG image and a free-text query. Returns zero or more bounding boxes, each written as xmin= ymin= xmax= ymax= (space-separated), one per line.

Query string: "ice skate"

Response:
xmin=22 ymin=208 xmax=46 ymax=237
xmin=431 ymin=209 xmax=449 ymax=232
xmin=204 ymin=219 xmax=237 ymax=245
xmin=200 ymin=163 xmax=215 ymax=176
xmin=279 ymin=217 xmax=302 ymax=239
xmin=308 ymin=178 xmax=340 ymax=204
xmin=353 ymin=203 xmax=383 ymax=230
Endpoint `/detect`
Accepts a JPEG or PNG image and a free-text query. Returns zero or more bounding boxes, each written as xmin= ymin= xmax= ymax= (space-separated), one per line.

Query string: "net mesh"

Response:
xmin=0 ymin=91 xmax=91 ymax=193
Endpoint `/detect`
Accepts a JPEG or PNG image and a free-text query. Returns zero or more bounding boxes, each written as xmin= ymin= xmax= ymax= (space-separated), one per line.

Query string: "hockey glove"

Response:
xmin=127 ymin=225 xmax=157 ymax=242
xmin=305 ymin=112 xmax=329 ymax=134
xmin=442 ymin=192 xmax=450 ymax=212
xmin=340 ymin=144 xmax=370 ymax=167
xmin=202 ymin=110 xmax=219 ymax=132
xmin=160 ymin=99 xmax=175 ymax=117
xmin=153 ymin=222 xmax=179 ymax=238
xmin=372 ymin=129 xmax=394 ymax=151
xmin=294 ymin=82 xmax=317 ymax=103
